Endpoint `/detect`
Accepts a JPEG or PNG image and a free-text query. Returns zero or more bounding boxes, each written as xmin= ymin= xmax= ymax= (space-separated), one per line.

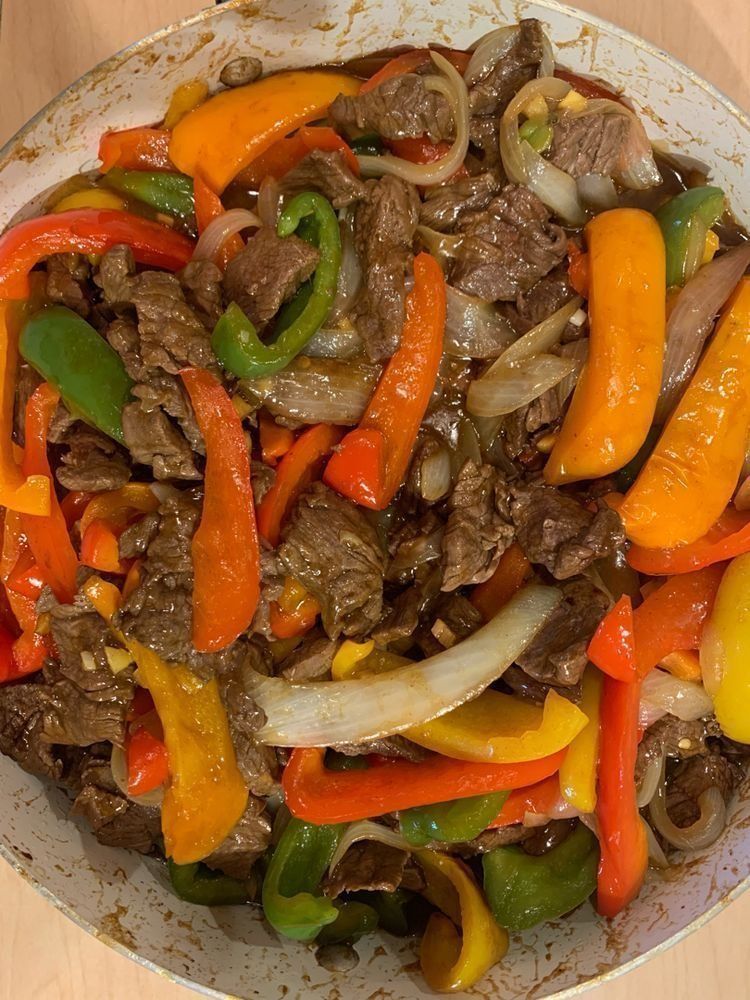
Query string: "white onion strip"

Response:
xmin=465 ymin=26 xmax=521 ymax=85
xmin=329 ymin=821 xmax=411 ymax=875
xmin=649 ymin=761 xmax=727 ymax=852
xmin=493 ymin=297 xmax=583 ymax=369
xmin=467 ymin=354 xmax=575 ymax=418
xmin=248 ymin=584 xmax=561 ymax=746
xmin=192 ymin=207 xmax=261 ymax=263
xmin=640 ymin=669 xmax=714 ymax=723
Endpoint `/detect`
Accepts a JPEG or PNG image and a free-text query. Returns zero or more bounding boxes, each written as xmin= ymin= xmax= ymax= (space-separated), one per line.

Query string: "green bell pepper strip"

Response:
xmin=19 ymin=306 xmax=133 ymax=443
xmin=168 ymin=860 xmax=250 ymax=906
xmin=262 ymin=817 xmax=344 ymax=941
xmin=103 ymin=167 xmax=195 ymax=219
xmin=482 ymin=823 xmax=599 ymax=931
xmin=655 ymin=185 xmax=725 ymax=287
xmin=212 ymin=191 xmax=341 ymax=379
xmin=399 ymin=791 xmax=508 ymax=847
xmin=519 ymin=117 xmax=553 ymax=153
xmin=316 ymin=901 xmax=379 ymax=945
xmin=349 ymin=133 xmax=384 ymax=157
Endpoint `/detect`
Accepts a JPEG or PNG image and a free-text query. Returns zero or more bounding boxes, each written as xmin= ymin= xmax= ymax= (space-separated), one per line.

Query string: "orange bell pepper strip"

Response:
xmin=488 ymin=774 xmax=565 ymax=828
xmin=269 ymin=576 xmax=320 ymax=639
xmin=470 ymin=543 xmax=531 ymax=622
xmin=21 ymin=384 xmax=78 ymax=603
xmin=567 ymin=239 xmax=590 ymax=297
xmin=282 ymin=746 xmax=565 ymax=824
xmin=2 ymin=628 xmax=50 ymax=682
xmin=4 ymin=545 xmax=46 ymax=601
xmin=80 ymin=519 xmax=126 ymax=575
xmin=545 ymin=209 xmax=666 ymax=484
xmin=79 ymin=483 xmax=159 ymax=537
xmin=180 ymin=368 xmax=260 ymax=652
xmin=659 ymin=650 xmax=702 ymax=683
xmin=168 ymin=71 xmax=361 ymax=193
xmin=122 ymin=559 xmax=142 ymax=601
xmin=99 ymin=127 xmax=173 ymax=172
xmin=324 ymin=253 xmax=446 ymax=510
xmin=1 ymin=510 xmax=38 ymax=632
xmin=620 ymin=277 xmax=750 ymax=549
xmin=587 ymin=596 xmax=636 ymax=682
xmin=627 ymin=506 xmax=750 ymax=575
xmin=257 ymin=423 xmax=342 ymax=547
xmin=259 ymin=411 xmax=294 ymax=466
xmin=237 ymin=125 xmax=360 ymax=189
xmin=596 ymin=675 xmax=647 ymax=917
xmin=360 ymin=48 xmax=471 ymax=93
xmin=193 ymin=173 xmax=244 ymax=269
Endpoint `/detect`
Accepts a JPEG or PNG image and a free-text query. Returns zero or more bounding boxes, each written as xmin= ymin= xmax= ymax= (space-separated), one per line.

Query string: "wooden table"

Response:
xmin=1 ymin=1 xmax=749 ymax=997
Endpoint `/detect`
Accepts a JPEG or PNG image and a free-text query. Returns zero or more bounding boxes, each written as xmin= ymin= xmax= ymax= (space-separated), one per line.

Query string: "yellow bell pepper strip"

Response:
xmin=620 ymin=277 xmax=750 ymax=549
xmin=169 ymin=71 xmax=361 ymax=193
xmin=52 ymin=188 xmax=126 ymax=213
xmin=331 ymin=639 xmax=376 ymax=680
xmin=417 ymin=850 xmax=508 ymax=993
xmin=700 ymin=552 xmax=750 ymax=742
xmin=0 ymin=302 xmax=50 ymax=515
xmin=406 ymin=689 xmax=588 ymax=764
xmin=79 ymin=483 xmax=159 ymax=537
xmin=545 ymin=209 xmax=666 ymax=484
xmin=163 ymin=79 xmax=208 ymax=129
xmin=559 ymin=667 xmax=603 ymax=814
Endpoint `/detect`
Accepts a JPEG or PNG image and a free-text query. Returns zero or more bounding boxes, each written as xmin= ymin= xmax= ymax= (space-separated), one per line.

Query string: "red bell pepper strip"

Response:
xmin=269 ymin=577 xmax=320 ymax=639
xmin=324 ymin=253 xmax=446 ymax=510
xmin=554 ymin=68 xmax=624 ymax=104
xmin=1 ymin=510 xmax=38 ymax=632
xmin=627 ymin=507 xmax=750 ymax=575
xmin=9 ymin=629 xmax=50 ymax=680
xmin=237 ymin=126 xmax=359 ymax=188
xmin=193 ymin=173 xmax=244 ymax=269
xmin=5 ymin=546 xmax=46 ymax=601
xmin=21 ymin=384 xmax=79 ymax=604
xmin=59 ymin=490 xmax=93 ymax=528
xmin=567 ymin=239 xmax=590 ymax=298
xmin=0 ymin=209 xmax=194 ymax=300
xmin=470 ymin=543 xmax=531 ymax=622
xmin=127 ymin=726 xmax=170 ymax=796
xmin=283 ymin=747 xmax=566 ymax=824
xmin=180 ymin=367 xmax=260 ymax=652
xmin=596 ymin=675 xmax=647 ymax=918
xmin=98 ymin=127 xmax=173 ymax=173
xmin=387 ymin=136 xmax=470 ymax=181
xmin=257 ymin=423 xmax=342 ymax=546
xmin=259 ymin=411 xmax=295 ymax=466
xmin=80 ymin=519 xmax=127 ymax=575
xmin=488 ymin=774 xmax=564 ymax=828
xmin=361 ymin=48 xmax=471 ymax=93
xmin=587 ymin=596 xmax=637 ymax=682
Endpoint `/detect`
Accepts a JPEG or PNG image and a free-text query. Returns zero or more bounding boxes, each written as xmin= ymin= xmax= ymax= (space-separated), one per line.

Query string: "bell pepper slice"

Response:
xmin=193 ymin=173 xmax=243 ymax=269
xmin=59 ymin=490 xmax=93 ymax=527
xmin=282 ymin=746 xmax=565 ymax=824
xmin=259 ymin=412 xmax=294 ymax=465
xmin=0 ymin=209 xmax=194 ymax=300
xmin=21 ymin=384 xmax=79 ymax=603
xmin=596 ymin=675 xmax=647 ymax=918
xmin=103 ymin=168 xmax=195 ymax=219
xmin=20 ymin=306 xmax=134 ymax=443
xmin=99 ymin=127 xmax=173 ymax=173
xmin=659 ymin=650 xmax=702 ymax=682
xmin=1 ymin=510 xmax=38 ymax=632
xmin=587 ymin=596 xmax=636 ymax=682
xmin=559 ymin=667 xmax=603 ymax=814
xmin=324 ymin=252 xmax=446 ymax=510
xmin=400 ymin=791 xmax=508 ymax=847
xmin=79 ymin=483 xmax=159 ymax=536
xmin=316 ymin=901 xmax=379 ymax=946
xmin=257 ymin=423 xmax=342 ymax=546
xmin=80 ymin=519 xmax=126 ymax=575
xmin=483 ymin=823 xmax=599 ymax=932
xmin=655 ymin=186 xmax=725 ymax=287
xmin=168 ymin=859 xmax=250 ymax=906
xmin=417 ymin=849 xmax=508 ymax=994
xmin=239 ymin=126 xmax=360 ymax=188
xmin=488 ymin=774 xmax=565 ymax=828
xmin=627 ymin=506 xmax=750 ymax=574
xmin=0 ymin=625 xmax=50 ymax=684
xmin=5 ymin=547 xmax=46 ymax=601
xmin=470 ymin=543 xmax=531 ymax=622
xmin=620 ymin=277 xmax=750 ymax=549
xmin=180 ymin=367 xmax=260 ymax=652
xmin=545 ymin=209 xmax=666 ymax=484
xmin=127 ymin=724 xmax=169 ymax=797
xmin=269 ymin=576 xmax=320 ymax=639
xmin=361 ymin=48 xmax=471 ymax=93
xmin=567 ymin=239 xmax=590 ymax=297
xmin=163 ymin=79 xmax=209 ymax=130
xmin=53 ymin=189 xmax=126 ymax=213
xmin=388 ymin=136 xmax=469 ymax=180
xmin=169 ymin=71 xmax=361 ymax=193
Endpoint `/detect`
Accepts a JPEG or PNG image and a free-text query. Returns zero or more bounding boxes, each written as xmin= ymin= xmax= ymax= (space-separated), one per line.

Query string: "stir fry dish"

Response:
xmin=2 ymin=19 xmax=750 ymax=990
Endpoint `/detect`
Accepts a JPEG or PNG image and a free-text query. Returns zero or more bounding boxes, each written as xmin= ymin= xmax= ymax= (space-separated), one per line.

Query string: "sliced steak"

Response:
xmin=278 ymin=635 xmax=337 ymax=682
xmin=130 ymin=270 xmax=218 ymax=374
xmin=72 ymin=752 xmax=160 ymax=854
xmin=420 ymin=172 xmax=503 ymax=233
xmin=204 ymin=797 xmax=272 ymax=880
xmin=218 ymin=651 xmax=278 ymax=797
xmin=468 ymin=18 xmax=545 ymax=116
xmin=179 ymin=259 xmax=225 ymax=328
xmin=55 ymin=423 xmax=131 ymax=492
xmin=332 ymin=735 xmax=429 ymax=763
xmin=118 ymin=512 xmax=160 ymax=560
xmin=501 ymin=265 xmax=579 ymax=336
xmin=280 ymin=149 xmax=367 ymax=209
xmin=96 ymin=244 xmax=136 ymax=307
xmin=324 ymin=841 xmax=409 ymax=897
xmin=45 ymin=253 xmax=91 ymax=317
xmin=330 ymin=73 xmax=453 ymax=142
xmin=421 ymin=592 xmax=483 ymax=654
xmin=122 ymin=399 xmax=200 ymax=481
xmin=0 ymin=682 xmax=63 ymax=779
xmin=549 ymin=113 xmax=630 ymax=180
xmin=131 ymin=373 xmax=204 ymax=455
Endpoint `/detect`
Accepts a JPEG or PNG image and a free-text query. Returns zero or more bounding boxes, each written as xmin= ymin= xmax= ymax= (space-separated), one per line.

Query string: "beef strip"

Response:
xmin=217 ymin=650 xmax=278 ymax=796
xmin=636 ymin=716 xmax=713 ymax=787
xmin=179 ymin=259 xmax=225 ymax=328
xmin=131 ymin=374 xmax=204 ymax=455
xmin=332 ymin=735 xmax=429 ymax=763
xmin=351 ymin=176 xmax=420 ymax=361
xmin=97 ymin=244 xmax=136 ymax=306
xmin=279 ymin=483 xmax=385 ymax=639
xmin=516 ymin=579 xmax=608 ymax=687
xmin=330 ymin=74 xmax=453 ymax=142
xmin=419 ymin=172 xmax=503 ymax=232
xmin=324 ymin=841 xmax=409 ymax=897
xmin=130 ymin=271 xmax=218 ymax=374
xmin=441 ymin=461 xmax=514 ymax=591
xmin=72 ymin=750 xmax=160 ymax=854
xmin=501 ymin=265 xmax=579 ymax=337
xmin=105 ymin=317 xmax=143 ymax=379
xmin=0 ymin=682 xmax=63 ymax=779
xmin=251 ymin=459 xmax=275 ymax=507
xmin=450 ymin=184 xmax=567 ymax=301
xmin=278 ymin=635 xmax=337 ymax=682
xmin=55 ymin=423 xmax=131 ymax=492
xmin=45 ymin=253 xmax=91 ymax=317
xmin=118 ymin=512 xmax=160 ymax=559
xmin=122 ymin=399 xmax=201 ymax=481
xmin=665 ymin=753 xmax=740 ymax=829
xmin=511 ymin=485 xmax=625 ymax=580
xmin=469 ymin=116 xmax=502 ymax=167
xmin=503 ymin=663 xmax=582 ymax=704
xmin=371 ymin=576 xmax=440 ymax=647
xmin=386 ymin=511 xmax=445 ymax=585
xmin=203 ymin=797 xmax=272 ymax=880
xmin=424 ymin=592 xmax=483 ymax=652
xmin=468 ymin=18 xmax=545 ymax=115
xmin=522 ymin=819 xmax=577 ymax=856
xmin=223 ymin=227 xmax=319 ymax=329
xmin=452 ymin=825 xmax=531 ymax=856
xmin=280 ymin=149 xmax=367 ymax=209
xmin=548 ymin=113 xmax=630 ymax=180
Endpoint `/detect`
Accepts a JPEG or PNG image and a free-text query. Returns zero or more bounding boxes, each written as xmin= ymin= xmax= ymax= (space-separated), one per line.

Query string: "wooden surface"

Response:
xmin=1 ymin=1 xmax=749 ymax=998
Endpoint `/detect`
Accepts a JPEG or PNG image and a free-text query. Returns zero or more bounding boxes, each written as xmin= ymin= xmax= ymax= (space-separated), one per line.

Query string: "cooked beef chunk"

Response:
xmin=549 ymin=113 xmax=629 ymax=180
xmin=0 ymin=683 xmax=63 ymax=779
xmin=469 ymin=116 xmax=502 ymax=167
xmin=281 ymin=149 xmax=367 ymax=209
xmin=441 ymin=461 xmax=514 ymax=591
xmin=279 ymin=484 xmax=385 ymax=639
xmin=251 ymin=459 xmax=275 ymax=507
xmin=386 ymin=511 xmax=445 ymax=584
xmin=97 ymin=244 xmax=136 ymax=306
xmin=522 ymin=819 xmax=577 ymax=856
xmin=179 ymin=259 xmax=224 ymax=328
xmin=324 ymin=841 xmax=409 ymax=897
xmin=105 ymin=317 xmax=143 ymax=379
xmin=503 ymin=663 xmax=582 ymax=705
xmin=468 ymin=18 xmax=545 ymax=116
xmin=420 ymin=172 xmax=503 ymax=232
xmin=665 ymin=753 xmax=740 ymax=829
xmin=131 ymin=374 xmax=204 ymax=454
xmin=511 ymin=485 xmax=625 ymax=580
xmin=516 ymin=579 xmax=608 ymax=687
xmin=637 ymin=716 xmax=712 ymax=787
xmin=204 ymin=797 xmax=272 ymax=879
xmin=453 ymin=825 xmax=531 ymax=855
xmin=130 ymin=271 xmax=218 ymax=374
xmin=372 ymin=579 xmax=437 ymax=646
xmin=503 ymin=387 xmax=563 ymax=462
xmin=424 ymin=593 xmax=483 ymax=652
xmin=55 ymin=423 xmax=131 ymax=492
xmin=220 ymin=55 xmax=263 ymax=87
xmin=218 ymin=651 xmax=278 ymax=796
xmin=351 ymin=176 xmax=420 ymax=361
xmin=45 ymin=253 xmax=91 ymax=316
xmin=449 ymin=184 xmax=567 ymax=301
xmin=118 ymin=512 xmax=160 ymax=560
xmin=502 ymin=266 xmax=579 ymax=336
xmin=122 ymin=399 xmax=201 ymax=481
xmin=330 ymin=74 xmax=453 ymax=142
xmin=72 ymin=752 xmax=160 ymax=854
xmin=278 ymin=636 xmax=337 ymax=682
xmin=13 ymin=363 xmax=42 ymax=447
xmin=223 ymin=227 xmax=319 ymax=329
xmin=332 ymin=735 xmax=429 ymax=763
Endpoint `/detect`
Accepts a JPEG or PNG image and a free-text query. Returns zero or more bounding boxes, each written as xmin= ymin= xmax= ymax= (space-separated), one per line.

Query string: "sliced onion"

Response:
xmin=388 ymin=525 xmax=444 ymax=581
xmin=637 ymin=748 xmax=665 ymax=808
xmin=577 ymin=172 xmax=618 ymax=212
xmin=420 ymin=445 xmax=452 ymax=501
xmin=656 ymin=242 xmax=750 ymax=422
xmin=357 ymin=52 xmax=469 ymax=187
xmin=640 ymin=669 xmax=714 ymax=722
xmin=445 ymin=285 xmax=516 ymax=358
xmin=494 ymin=297 xmax=583 ymax=368
xmin=329 ymin=821 xmax=411 ymax=875
xmin=699 ymin=620 xmax=725 ymax=697
xmin=539 ymin=30 xmax=555 ymax=79
xmin=248 ymin=584 xmax=562 ymax=746
xmin=257 ymin=175 xmax=282 ymax=228
xmin=465 ymin=26 xmax=521 ymax=85
xmin=556 ymin=339 xmax=588 ymax=407
xmin=416 ymin=225 xmax=464 ymax=270
xmin=649 ymin=761 xmax=726 ymax=851
xmin=192 ymin=207 xmax=261 ymax=262
xmin=455 ymin=416 xmax=483 ymax=469
xmin=467 ymin=354 xmax=575 ymax=418
xmin=302 ymin=324 xmax=364 ymax=359
xmin=111 ymin=745 xmax=164 ymax=809
xmin=644 ymin=819 xmax=670 ymax=869
xmin=328 ymin=210 xmax=362 ymax=324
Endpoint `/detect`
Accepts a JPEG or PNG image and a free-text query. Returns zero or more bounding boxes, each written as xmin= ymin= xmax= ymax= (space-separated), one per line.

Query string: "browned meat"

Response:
xmin=441 ymin=461 xmax=514 ymax=591
xmin=665 ymin=753 xmax=740 ymax=829
xmin=131 ymin=374 xmax=204 ymax=454
xmin=130 ymin=271 xmax=218 ymax=374
xmin=179 ymin=259 xmax=224 ymax=328
xmin=522 ymin=819 xmax=577 ymax=856
xmin=637 ymin=716 xmax=713 ymax=784
xmin=386 ymin=511 xmax=445 ymax=584
xmin=511 ymin=485 xmax=625 ymax=580
xmin=333 ymin=735 xmax=428 ymax=762
xmin=469 ymin=116 xmax=501 ymax=167
xmin=324 ymin=841 xmax=409 ymax=897
xmin=0 ymin=683 xmax=64 ymax=779
xmin=46 ymin=253 xmax=91 ymax=316
xmin=279 ymin=484 xmax=385 ymax=639
xmin=450 ymin=184 xmax=567 ymax=301
xmin=330 ymin=73 xmax=453 ymax=142
xmin=55 ymin=424 xmax=131 ymax=492
xmin=281 ymin=149 xmax=367 ymax=209
xmin=468 ymin=18 xmax=545 ymax=116
xmin=118 ymin=513 xmax=159 ymax=560
xmin=97 ymin=244 xmax=136 ymax=306
xmin=549 ymin=113 xmax=630 ymax=180
xmin=503 ymin=389 xmax=562 ymax=462
xmin=351 ymin=176 xmax=420 ymax=360
xmin=421 ymin=592 xmax=483 ymax=654
xmin=220 ymin=55 xmax=262 ymax=87
xmin=72 ymin=755 xmax=160 ymax=854
xmin=204 ymin=797 xmax=271 ymax=880
xmin=516 ymin=579 xmax=608 ymax=687
xmin=502 ymin=266 xmax=579 ymax=336
xmin=223 ymin=227 xmax=319 ymax=329
xmin=453 ymin=825 xmax=531 ymax=855
xmin=218 ymin=651 xmax=278 ymax=797
xmin=104 ymin=317 xmax=143 ymax=379
xmin=503 ymin=663 xmax=582 ymax=704
xmin=372 ymin=578 xmax=439 ymax=646
xmin=278 ymin=636 xmax=337 ymax=682
xmin=251 ymin=459 xmax=275 ymax=507
xmin=122 ymin=399 xmax=201 ymax=481
xmin=420 ymin=172 xmax=503 ymax=233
